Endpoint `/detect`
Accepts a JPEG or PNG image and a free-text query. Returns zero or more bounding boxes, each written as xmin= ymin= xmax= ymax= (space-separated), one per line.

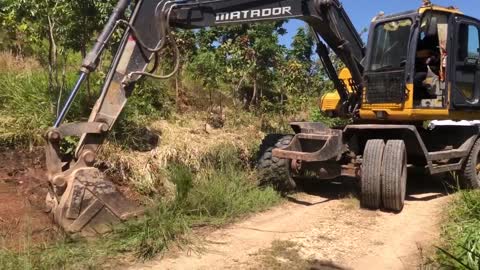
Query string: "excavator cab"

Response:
xmin=413 ymin=12 xmax=448 ymax=108
xmin=413 ymin=11 xmax=446 ymax=107
xmin=359 ymin=5 xmax=480 ymax=121
xmin=322 ymin=6 xmax=456 ymax=117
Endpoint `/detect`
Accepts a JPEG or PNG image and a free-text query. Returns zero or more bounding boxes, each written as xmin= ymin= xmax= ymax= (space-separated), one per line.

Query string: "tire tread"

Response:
xmin=257 ymin=134 xmax=296 ymax=193
xmin=361 ymin=139 xmax=385 ymax=209
xmin=382 ymin=140 xmax=407 ymax=212
xmin=460 ymin=139 xmax=480 ymax=189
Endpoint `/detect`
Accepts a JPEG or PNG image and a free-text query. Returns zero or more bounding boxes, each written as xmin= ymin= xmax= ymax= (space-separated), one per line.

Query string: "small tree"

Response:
xmin=0 ymin=0 xmax=118 ymax=113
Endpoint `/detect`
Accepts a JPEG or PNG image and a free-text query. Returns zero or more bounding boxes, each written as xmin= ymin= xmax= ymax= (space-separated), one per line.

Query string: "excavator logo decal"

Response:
xmin=216 ymin=6 xmax=292 ymax=23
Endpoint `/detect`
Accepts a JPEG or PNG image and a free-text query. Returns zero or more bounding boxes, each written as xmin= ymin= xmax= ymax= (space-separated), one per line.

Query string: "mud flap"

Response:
xmin=50 ymin=168 xmax=143 ymax=235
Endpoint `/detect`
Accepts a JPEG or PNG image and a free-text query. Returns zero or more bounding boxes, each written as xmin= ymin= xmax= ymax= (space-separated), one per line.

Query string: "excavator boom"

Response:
xmin=45 ymin=0 xmax=365 ymax=234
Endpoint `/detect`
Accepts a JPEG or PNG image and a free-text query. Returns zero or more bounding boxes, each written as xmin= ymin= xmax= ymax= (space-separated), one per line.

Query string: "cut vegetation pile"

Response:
xmin=101 ymin=115 xmax=266 ymax=196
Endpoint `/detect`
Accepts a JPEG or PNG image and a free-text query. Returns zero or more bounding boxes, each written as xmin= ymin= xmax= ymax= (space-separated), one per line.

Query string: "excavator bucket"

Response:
xmin=45 ymin=123 xmax=144 ymax=235
xmin=46 ymin=168 xmax=143 ymax=235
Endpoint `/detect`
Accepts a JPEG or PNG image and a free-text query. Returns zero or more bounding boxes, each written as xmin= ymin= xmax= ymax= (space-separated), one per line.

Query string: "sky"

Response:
xmin=281 ymin=0 xmax=480 ymax=46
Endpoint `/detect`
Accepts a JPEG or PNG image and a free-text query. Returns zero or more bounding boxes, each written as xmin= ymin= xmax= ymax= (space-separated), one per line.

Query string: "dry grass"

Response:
xmin=341 ymin=193 xmax=360 ymax=210
xmin=100 ymin=113 xmax=265 ymax=196
xmin=255 ymin=240 xmax=311 ymax=270
xmin=150 ymin=115 xmax=262 ymax=169
xmin=0 ymin=51 xmax=40 ymax=73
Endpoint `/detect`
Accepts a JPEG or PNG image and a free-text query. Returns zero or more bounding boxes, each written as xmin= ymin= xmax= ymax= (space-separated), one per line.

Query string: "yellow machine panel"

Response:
xmin=320 ymin=68 xmax=352 ymax=115
xmin=320 ymin=5 xmax=480 ymax=122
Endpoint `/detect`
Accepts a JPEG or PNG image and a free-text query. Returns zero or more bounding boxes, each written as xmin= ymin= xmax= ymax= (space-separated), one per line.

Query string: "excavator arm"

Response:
xmin=45 ymin=0 xmax=365 ymax=234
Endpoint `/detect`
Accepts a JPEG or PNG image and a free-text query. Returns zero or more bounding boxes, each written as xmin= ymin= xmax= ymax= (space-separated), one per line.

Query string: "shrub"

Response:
xmin=310 ymin=107 xmax=351 ymax=128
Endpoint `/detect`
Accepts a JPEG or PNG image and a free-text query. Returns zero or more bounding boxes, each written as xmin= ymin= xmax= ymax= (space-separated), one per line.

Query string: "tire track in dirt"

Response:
xmin=131 ymin=176 xmax=451 ymax=270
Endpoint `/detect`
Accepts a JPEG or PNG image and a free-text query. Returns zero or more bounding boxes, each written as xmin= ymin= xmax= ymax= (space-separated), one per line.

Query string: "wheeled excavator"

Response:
xmin=45 ymin=0 xmax=480 ymax=234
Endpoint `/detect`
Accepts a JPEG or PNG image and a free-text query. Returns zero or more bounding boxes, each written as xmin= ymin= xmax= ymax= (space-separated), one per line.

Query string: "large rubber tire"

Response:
xmin=382 ymin=140 xmax=407 ymax=212
xmin=361 ymin=140 xmax=385 ymax=210
xmin=459 ymin=139 xmax=480 ymax=189
xmin=257 ymin=134 xmax=296 ymax=193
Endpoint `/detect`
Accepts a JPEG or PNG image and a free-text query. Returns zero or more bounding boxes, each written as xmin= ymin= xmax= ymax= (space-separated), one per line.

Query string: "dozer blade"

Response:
xmin=47 ymin=167 xmax=143 ymax=235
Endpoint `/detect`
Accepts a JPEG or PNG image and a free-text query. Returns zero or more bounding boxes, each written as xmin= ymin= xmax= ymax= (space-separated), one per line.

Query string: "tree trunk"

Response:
xmin=47 ymin=16 xmax=59 ymax=115
xmin=233 ymin=74 xmax=247 ymax=107
xmin=250 ymin=74 xmax=258 ymax=109
xmin=57 ymin=52 xmax=68 ymax=117
xmin=175 ymin=73 xmax=180 ymax=109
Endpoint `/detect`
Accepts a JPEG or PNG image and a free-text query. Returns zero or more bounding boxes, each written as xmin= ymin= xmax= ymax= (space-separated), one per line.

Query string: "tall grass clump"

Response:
xmin=0 ymin=67 xmax=174 ymax=148
xmin=0 ymin=72 xmax=56 ymax=146
xmin=0 ymin=69 xmax=97 ymax=147
xmin=437 ymin=191 xmax=480 ymax=269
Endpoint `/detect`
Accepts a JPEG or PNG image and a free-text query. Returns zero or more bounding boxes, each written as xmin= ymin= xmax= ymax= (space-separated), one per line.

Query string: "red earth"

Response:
xmin=0 ymin=149 xmax=57 ymax=250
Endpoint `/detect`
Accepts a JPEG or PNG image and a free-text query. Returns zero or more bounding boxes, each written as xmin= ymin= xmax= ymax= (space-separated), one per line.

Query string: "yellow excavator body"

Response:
xmin=320 ymin=5 xmax=480 ymax=122
xmin=320 ymin=68 xmax=353 ymax=116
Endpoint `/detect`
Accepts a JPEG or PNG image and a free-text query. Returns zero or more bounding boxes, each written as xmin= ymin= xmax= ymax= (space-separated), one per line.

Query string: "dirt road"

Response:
xmin=132 ymin=176 xmax=451 ymax=270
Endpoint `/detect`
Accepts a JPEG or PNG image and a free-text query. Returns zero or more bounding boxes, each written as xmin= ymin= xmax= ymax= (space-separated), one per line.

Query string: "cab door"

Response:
xmin=451 ymin=18 xmax=480 ymax=108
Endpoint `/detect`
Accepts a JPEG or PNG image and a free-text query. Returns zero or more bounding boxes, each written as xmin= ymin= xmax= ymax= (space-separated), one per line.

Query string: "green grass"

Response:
xmin=0 ymin=238 xmax=110 ymax=270
xmin=0 ymin=72 xmax=57 ymax=146
xmin=437 ymin=191 xmax=480 ymax=269
xmin=0 ymin=145 xmax=281 ymax=269
xmin=0 ymin=68 xmax=173 ymax=149
xmin=0 ymin=70 xmax=100 ymax=147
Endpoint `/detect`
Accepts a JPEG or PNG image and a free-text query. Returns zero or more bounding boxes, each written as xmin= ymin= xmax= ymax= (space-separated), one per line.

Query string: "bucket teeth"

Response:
xmin=50 ymin=168 xmax=143 ymax=235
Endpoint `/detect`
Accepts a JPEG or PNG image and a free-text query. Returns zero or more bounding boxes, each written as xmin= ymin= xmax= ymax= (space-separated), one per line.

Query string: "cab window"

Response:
xmin=458 ymin=24 xmax=480 ymax=60
xmin=457 ymin=23 xmax=480 ymax=100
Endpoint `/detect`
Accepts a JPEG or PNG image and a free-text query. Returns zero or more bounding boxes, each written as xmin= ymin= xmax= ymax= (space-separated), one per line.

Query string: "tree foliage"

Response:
xmin=0 ymin=0 xmax=340 ymax=117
